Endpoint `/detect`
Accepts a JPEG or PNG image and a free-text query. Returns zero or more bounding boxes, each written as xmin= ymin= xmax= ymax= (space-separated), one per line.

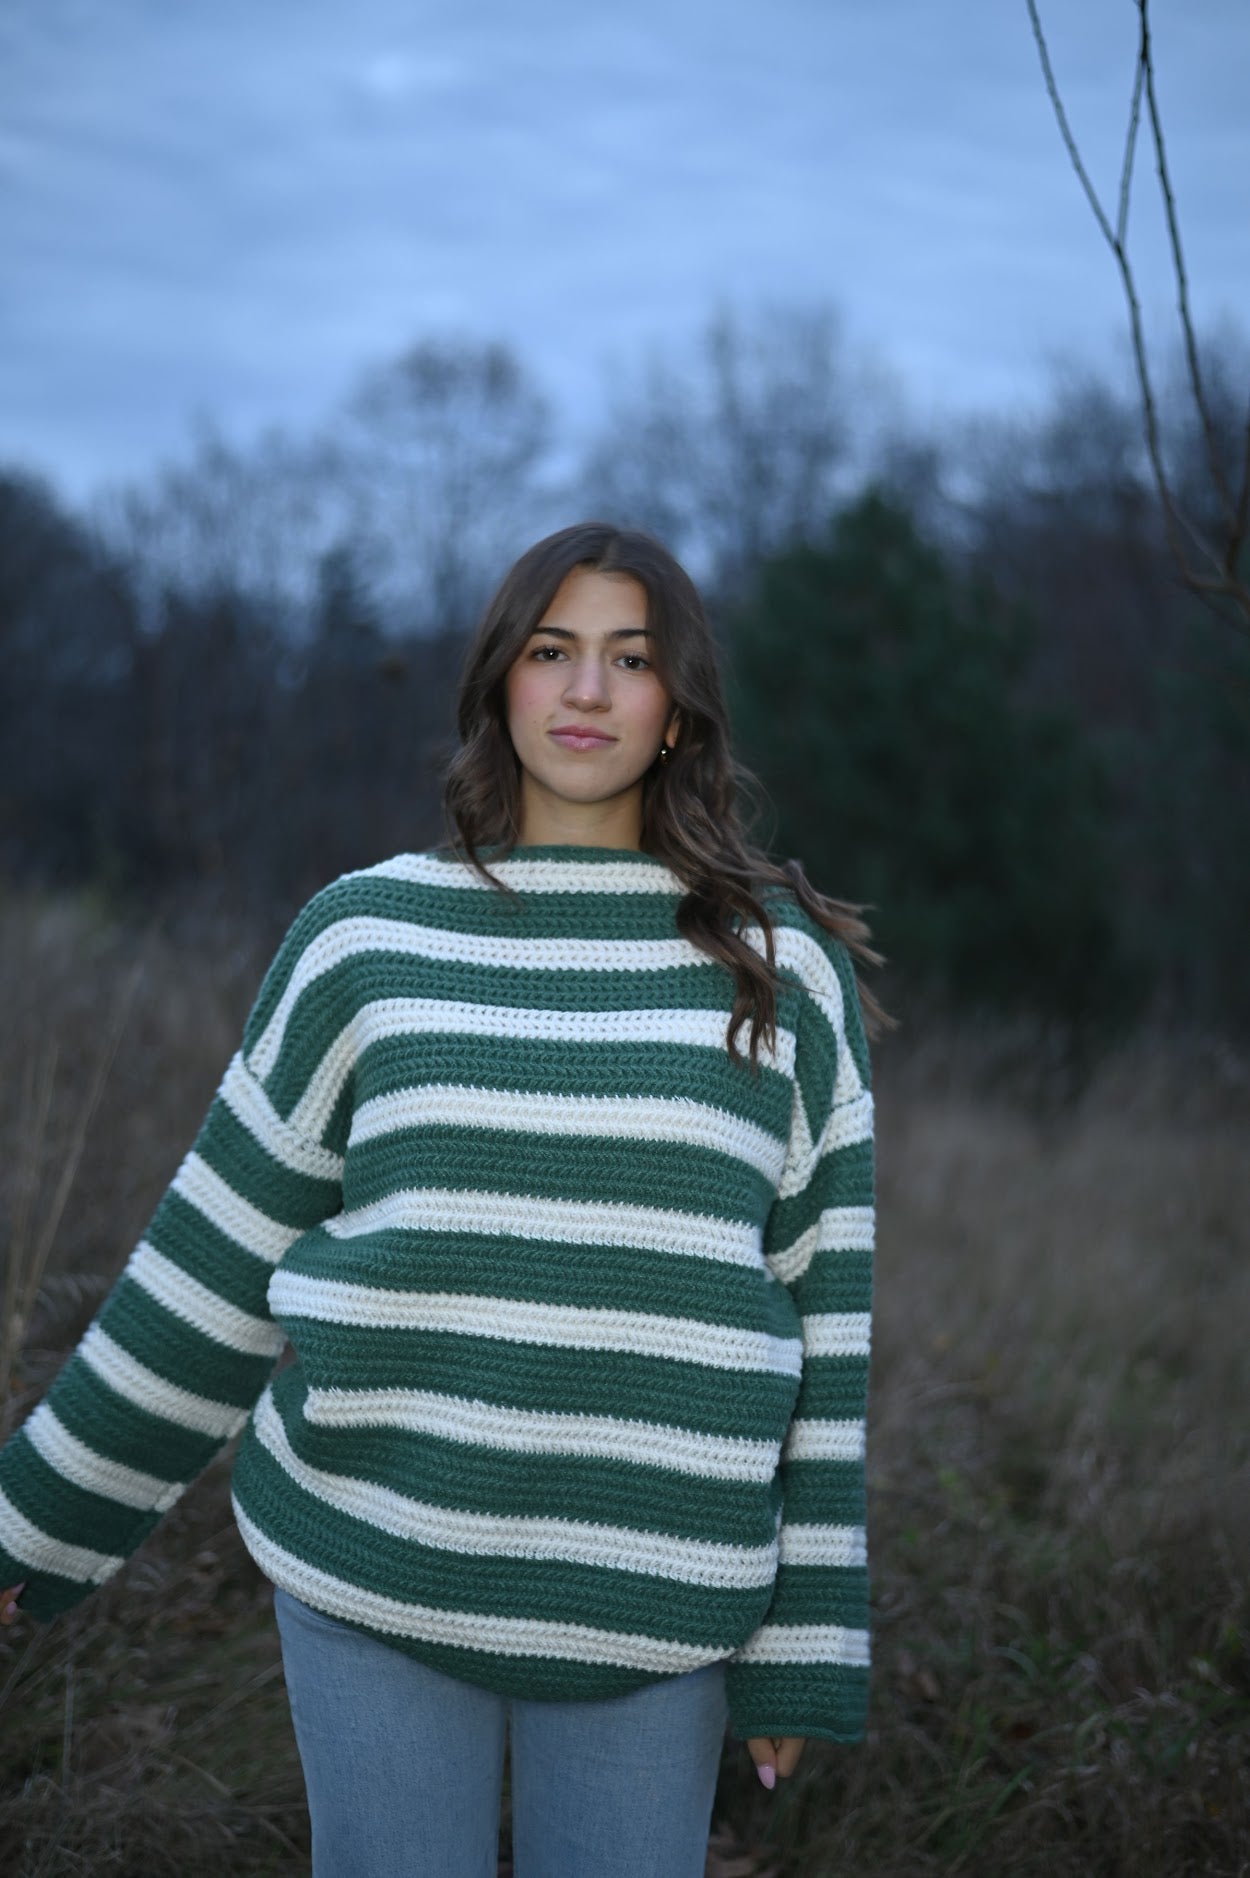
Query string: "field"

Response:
xmin=1 ymin=888 xmax=1246 ymax=1876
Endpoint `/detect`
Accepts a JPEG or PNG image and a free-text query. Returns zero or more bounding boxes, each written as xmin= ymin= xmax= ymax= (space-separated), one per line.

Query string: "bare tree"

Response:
xmin=335 ymin=337 xmax=553 ymax=634
xmin=579 ymin=303 xmax=864 ymax=597
xmin=94 ymin=418 xmax=349 ymax=635
xmin=93 ymin=338 xmax=555 ymax=641
xmin=1027 ymin=0 xmax=1250 ymax=630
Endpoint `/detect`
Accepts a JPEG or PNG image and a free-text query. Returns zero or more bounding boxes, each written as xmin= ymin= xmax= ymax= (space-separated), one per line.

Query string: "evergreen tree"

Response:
xmin=725 ymin=490 xmax=1138 ymax=1027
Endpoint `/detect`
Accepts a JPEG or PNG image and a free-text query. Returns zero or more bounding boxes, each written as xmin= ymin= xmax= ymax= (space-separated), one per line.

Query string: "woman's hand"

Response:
xmin=746 ymin=1735 xmax=806 ymax=1788
xmin=0 ymin=1583 xmax=25 ymax=1624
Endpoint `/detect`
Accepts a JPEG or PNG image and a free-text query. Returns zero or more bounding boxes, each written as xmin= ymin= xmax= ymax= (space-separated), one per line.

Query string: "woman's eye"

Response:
xmin=530 ymin=646 xmax=650 ymax=671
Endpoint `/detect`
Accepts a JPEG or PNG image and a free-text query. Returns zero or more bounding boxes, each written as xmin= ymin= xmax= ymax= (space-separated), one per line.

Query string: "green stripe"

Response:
xmin=778 ymin=1457 xmax=867 ymax=1524
xmin=353 ymin=879 xmax=690 ymax=941
xmin=259 ymin=956 xmax=753 ymax=1119
xmin=270 ymin=1366 xmax=780 ymax=1545
xmin=38 ymin=1358 xmax=216 ymax=1483
xmin=279 ymin=1228 xmax=802 ymax=1336
xmin=268 ymin=1320 xmax=801 ymax=1440
xmin=101 ymin=1280 xmax=276 ymax=1410
xmin=0 ymin=1432 xmax=158 ymax=1555
xmin=269 ymin=866 xmax=687 ymax=961
xmin=785 ymin=1247 xmax=873 ymax=1314
xmin=766 ymin=1139 xmax=874 ymax=1254
xmin=758 ymin=1563 xmax=870 ymax=1629
xmin=793 ymin=1354 xmax=871 ymax=1418
xmin=241 ymin=885 xmax=345 ymax=1050
xmin=234 ymin=1429 xmax=775 ymax=1643
xmin=828 ymin=941 xmax=872 ymax=1088
xmin=344 ymin=1127 xmax=775 ymax=1222
xmin=146 ymin=1196 xmax=285 ymax=1319
xmin=196 ymin=1095 xmax=340 ymax=1222
xmin=356 ymin=1031 xmax=793 ymax=1130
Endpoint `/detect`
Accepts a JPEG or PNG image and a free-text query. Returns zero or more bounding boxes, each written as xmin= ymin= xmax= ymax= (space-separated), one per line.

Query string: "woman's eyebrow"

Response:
xmin=529 ymin=625 xmax=652 ymax=642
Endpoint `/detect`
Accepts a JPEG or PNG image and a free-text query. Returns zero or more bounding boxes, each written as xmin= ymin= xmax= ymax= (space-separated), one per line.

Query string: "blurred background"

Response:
xmin=1 ymin=2 xmax=1247 ymax=1873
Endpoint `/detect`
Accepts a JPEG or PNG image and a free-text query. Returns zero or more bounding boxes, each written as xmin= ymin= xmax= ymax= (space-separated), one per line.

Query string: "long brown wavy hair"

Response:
xmin=438 ymin=521 xmax=890 ymax=1071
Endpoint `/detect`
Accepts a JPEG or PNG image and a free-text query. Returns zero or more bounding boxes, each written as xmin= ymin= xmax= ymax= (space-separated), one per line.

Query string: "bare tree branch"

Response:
xmin=1115 ymin=43 xmax=1144 ymax=249
xmin=1137 ymin=0 xmax=1237 ymax=532
xmin=1024 ymin=1 xmax=1187 ymax=562
xmin=1026 ymin=0 xmax=1250 ymax=631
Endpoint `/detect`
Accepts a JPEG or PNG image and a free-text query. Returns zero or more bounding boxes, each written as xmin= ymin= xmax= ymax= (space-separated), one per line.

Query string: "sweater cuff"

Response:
xmin=0 ymin=1543 xmax=95 ymax=1623
xmin=725 ymin=1658 xmax=870 ymax=1745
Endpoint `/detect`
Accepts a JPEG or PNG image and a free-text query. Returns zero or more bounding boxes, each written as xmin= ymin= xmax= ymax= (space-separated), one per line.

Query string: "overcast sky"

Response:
xmin=2 ymin=0 xmax=1247 ymax=508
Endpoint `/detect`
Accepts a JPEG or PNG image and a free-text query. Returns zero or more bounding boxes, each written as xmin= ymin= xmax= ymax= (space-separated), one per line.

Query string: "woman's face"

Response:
xmin=504 ymin=566 xmax=680 ymax=839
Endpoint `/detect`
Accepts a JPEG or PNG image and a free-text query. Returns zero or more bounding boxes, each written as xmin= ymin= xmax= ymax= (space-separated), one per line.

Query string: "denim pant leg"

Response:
xmin=508 ymin=1659 xmax=729 ymax=1878
xmin=273 ymin=1587 xmax=507 ymax=1878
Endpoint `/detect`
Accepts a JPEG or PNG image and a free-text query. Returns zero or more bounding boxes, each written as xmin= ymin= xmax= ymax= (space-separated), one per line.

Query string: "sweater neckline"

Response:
xmin=467 ymin=841 xmax=686 ymax=893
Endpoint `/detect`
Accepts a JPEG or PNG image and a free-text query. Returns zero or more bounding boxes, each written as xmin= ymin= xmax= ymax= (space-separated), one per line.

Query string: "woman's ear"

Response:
xmin=665 ymin=709 xmax=682 ymax=748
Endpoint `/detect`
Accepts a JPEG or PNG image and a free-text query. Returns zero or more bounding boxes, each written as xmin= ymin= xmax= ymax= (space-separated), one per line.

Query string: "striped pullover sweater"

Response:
xmin=0 ymin=844 xmax=875 ymax=1745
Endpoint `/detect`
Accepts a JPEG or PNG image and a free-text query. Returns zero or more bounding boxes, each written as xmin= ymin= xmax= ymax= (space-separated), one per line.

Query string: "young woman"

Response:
xmin=0 ymin=522 xmax=883 ymax=1877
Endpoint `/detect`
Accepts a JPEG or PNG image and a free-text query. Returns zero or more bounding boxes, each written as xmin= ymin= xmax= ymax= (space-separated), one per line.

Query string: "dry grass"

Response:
xmin=0 ymin=885 xmax=1246 ymax=1876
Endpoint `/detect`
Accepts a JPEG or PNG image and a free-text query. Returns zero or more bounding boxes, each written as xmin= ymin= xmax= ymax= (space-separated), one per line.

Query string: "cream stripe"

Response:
xmin=248 ymin=919 xmax=719 ymax=1078
xmin=289 ymin=1001 xmax=796 ymax=1140
xmin=299 ymin=1385 xmax=781 ymax=1482
xmin=267 ymin=1274 xmax=803 ymax=1378
xmin=361 ymin=852 xmax=685 ymax=897
xmin=218 ymin=1051 xmax=344 ymax=1181
xmin=777 ymin=1523 xmax=868 ymax=1569
xmin=171 ymin=1153 xmax=305 ymax=1265
xmin=253 ymin=1394 xmax=776 ymax=1589
xmin=779 ymin=1089 xmax=873 ymax=1192
xmin=128 ymin=1241 xmax=286 ymax=1358
xmin=728 ymin=1620 xmax=871 ymax=1667
xmin=830 ymin=1043 xmax=868 ymax=1110
xmin=777 ymin=1090 xmax=873 ymax=1204
xmin=234 ymin=1503 xmax=732 ymax=1674
xmin=348 ymin=1085 xmax=788 ymax=1184
xmin=80 ymin=1324 xmax=249 ymax=1440
xmin=783 ymin=1417 xmax=866 ymax=1463
xmin=318 ymin=1185 xmax=763 ymax=1268
xmin=21 ymin=1402 xmax=184 ymax=1513
xmin=786 ymin=935 xmax=849 ymax=1025
xmin=0 ymin=1481 xmax=124 ymax=1584
xmin=820 ymin=1090 xmax=874 ymax=1153
xmin=768 ymin=1206 xmax=877 ymax=1286
xmin=803 ymin=1312 xmax=872 ymax=1358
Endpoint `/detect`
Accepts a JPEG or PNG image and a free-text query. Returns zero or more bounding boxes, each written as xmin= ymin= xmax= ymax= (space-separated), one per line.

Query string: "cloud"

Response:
xmin=0 ymin=0 xmax=1246 ymax=502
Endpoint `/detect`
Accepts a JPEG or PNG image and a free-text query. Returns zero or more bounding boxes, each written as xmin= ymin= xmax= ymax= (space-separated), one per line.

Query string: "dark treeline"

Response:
xmin=2 ymin=307 xmax=1247 ymax=1035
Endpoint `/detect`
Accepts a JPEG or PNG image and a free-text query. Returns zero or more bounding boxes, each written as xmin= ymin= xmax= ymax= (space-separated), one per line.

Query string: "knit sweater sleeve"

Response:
xmin=0 ymin=891 xmax=345 ymax=1620
xmin=724 ymin=921 xmax=875 ymax=1746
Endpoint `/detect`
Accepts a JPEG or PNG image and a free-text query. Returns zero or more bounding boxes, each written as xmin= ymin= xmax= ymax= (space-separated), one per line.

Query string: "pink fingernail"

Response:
xmin=758 ymin=1763 xmax=776 ymax=1789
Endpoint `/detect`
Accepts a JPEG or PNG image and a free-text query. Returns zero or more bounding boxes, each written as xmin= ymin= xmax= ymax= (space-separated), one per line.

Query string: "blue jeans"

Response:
xmin=273 ymin=1586 xmax=729 ymax=1877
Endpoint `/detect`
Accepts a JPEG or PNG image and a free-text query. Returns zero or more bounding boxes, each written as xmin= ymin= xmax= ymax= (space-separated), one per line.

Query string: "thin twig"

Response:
xmin=1024 ymin=0 xmax=1190 ymax=565
xmin=1025 ymin=0 xmax=1250 ymax=629
xmin=1137 ymin=0 xmax=1237 ymax=530
xmin=1025 ymin=0 xmax=1115 ymax=251
xmin=1115 ymin=41 xmax=1144 ymax=249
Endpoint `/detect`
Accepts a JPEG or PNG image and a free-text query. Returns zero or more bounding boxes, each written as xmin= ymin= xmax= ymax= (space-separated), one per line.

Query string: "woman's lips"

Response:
xmin=548 ymin=730 xmax=617 ymax=751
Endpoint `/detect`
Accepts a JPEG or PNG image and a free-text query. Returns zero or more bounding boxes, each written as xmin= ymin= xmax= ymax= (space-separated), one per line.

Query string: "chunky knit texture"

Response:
xmin=0 ymin=843 xmax=875 ymax=1744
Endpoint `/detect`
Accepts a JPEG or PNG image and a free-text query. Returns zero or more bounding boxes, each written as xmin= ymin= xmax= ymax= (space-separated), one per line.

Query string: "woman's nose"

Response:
xmin=562 ymin=659 xmax=611 ymax=707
